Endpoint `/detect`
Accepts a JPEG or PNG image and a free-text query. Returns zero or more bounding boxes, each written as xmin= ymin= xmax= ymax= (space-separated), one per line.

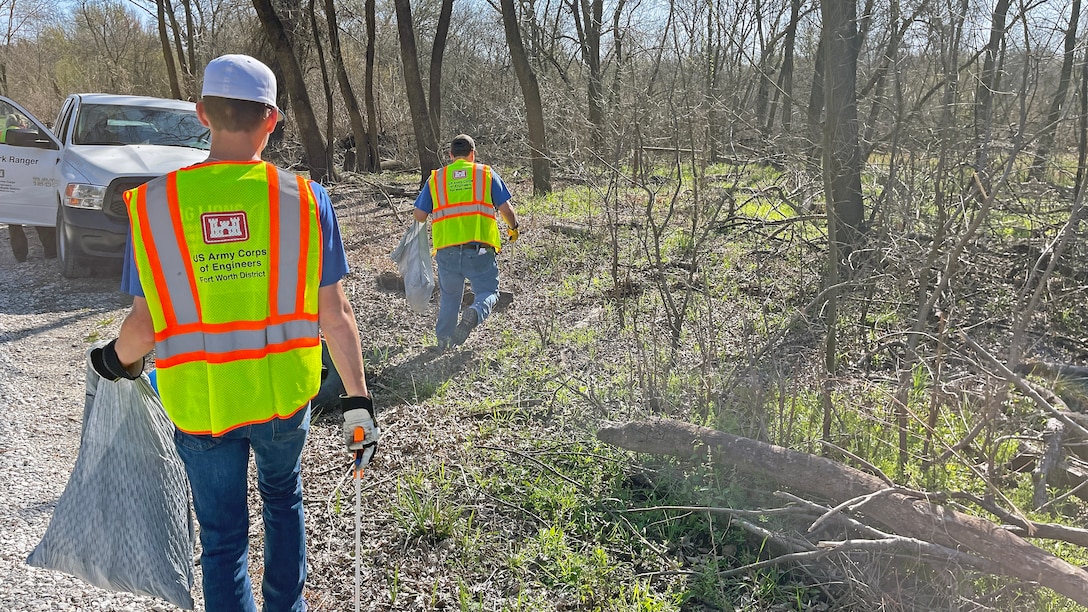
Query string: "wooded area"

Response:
xmin=5 ymin=0 xmax=1088 ymax=608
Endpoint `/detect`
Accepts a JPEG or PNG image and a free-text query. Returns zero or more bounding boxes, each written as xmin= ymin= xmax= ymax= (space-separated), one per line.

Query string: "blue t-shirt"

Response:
xmin=120 ymin=180 xmax=350 ymax=296
xmin=412 ymin=164 xmax=513 ymax=214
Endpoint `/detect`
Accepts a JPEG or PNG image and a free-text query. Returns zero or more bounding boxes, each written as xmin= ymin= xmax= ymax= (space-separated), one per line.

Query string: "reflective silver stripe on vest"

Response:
xmin=143 ymin=177 xmax=200 ymax=325
xmin=274 ymin=168 xmax=303 ymax=315
xmin=431 ymin=200 xmax=493 ymax=220
xmin=157 ymin=319 xmax=318 ymax=358
xmin=473 ymin=164 xmax=486 ymax=202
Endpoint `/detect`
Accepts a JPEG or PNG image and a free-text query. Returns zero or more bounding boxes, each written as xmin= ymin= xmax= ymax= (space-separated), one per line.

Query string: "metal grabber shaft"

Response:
xmin=353 ymin=427 xmax=365 ymax=612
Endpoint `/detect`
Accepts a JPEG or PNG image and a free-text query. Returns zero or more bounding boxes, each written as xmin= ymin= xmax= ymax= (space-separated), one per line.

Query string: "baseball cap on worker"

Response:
xmin=450 ymin=134 xmax=475 ymax=156
xmin=201 ymin=54 xmax=284 ymax=120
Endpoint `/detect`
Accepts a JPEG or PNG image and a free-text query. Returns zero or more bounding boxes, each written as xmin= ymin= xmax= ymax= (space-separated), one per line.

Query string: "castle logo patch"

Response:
xmin=454 ymin=169 xmax=468 ymax=179
xmin=202 ymin=212 xmax=249 ymax=244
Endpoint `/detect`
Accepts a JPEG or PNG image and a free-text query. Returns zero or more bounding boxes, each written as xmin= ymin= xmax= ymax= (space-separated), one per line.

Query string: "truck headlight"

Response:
xmin=64 ymin=183 xmax=106 ymax=209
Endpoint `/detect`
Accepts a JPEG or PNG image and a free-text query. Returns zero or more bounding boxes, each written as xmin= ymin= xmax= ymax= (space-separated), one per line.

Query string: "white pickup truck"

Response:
xmin=0 ymin=94 xmax=210 ymax=277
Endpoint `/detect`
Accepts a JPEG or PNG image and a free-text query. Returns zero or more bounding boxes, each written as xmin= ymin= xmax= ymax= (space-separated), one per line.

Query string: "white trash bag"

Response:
xmin=27 ymin=345 xmax=195 ymax=609
xmin=391 ymin=220 xmax=434 ymax=313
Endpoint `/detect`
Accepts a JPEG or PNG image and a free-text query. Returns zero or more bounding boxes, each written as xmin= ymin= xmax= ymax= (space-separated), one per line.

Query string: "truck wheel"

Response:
xmin=57 ymin=207 xmax=91 ymax=278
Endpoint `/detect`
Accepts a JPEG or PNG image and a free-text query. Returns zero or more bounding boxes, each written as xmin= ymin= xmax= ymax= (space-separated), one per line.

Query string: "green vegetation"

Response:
xmin=361 ymin=159 xmax=1088 ymax=610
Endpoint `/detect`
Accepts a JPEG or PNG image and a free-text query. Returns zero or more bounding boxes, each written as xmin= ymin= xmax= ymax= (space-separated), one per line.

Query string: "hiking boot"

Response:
xmin=451 ymin=308 xmax=478 ymax=346
xmin=435 ymin=336 xmax=453 ymax=352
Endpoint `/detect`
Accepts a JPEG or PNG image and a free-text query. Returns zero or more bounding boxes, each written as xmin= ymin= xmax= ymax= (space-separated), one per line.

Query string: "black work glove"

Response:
xmin=90 ymin=339 xmax=143 ymax=382
xmin=342 ymin=395 xmax=380 ymax=465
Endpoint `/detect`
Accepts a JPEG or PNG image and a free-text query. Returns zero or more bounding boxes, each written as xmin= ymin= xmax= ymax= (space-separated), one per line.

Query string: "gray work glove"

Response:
xmin=342 ymin=395 xmax=379 ymax=466
xmin=90 ymin=339 xmax=143 ymax=382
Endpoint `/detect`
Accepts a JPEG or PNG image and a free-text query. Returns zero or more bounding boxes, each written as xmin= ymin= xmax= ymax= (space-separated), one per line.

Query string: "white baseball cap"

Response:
xmin=201 ymin=54 xmax=283 ymax=118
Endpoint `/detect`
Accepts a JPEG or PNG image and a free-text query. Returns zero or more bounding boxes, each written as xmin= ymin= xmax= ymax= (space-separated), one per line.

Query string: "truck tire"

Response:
xmin=57 ymin=207 xmax=91 ymax=279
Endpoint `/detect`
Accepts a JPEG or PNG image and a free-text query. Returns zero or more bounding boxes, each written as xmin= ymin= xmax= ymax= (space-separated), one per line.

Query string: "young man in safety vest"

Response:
xmin=90 ymin=54 xmax=379 ymax=612
xmin=413 ymin=134 xmax=520 ymax=349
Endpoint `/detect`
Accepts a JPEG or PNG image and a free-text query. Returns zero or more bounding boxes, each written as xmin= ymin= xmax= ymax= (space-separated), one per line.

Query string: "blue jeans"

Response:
xmin=435 ymin=245 xmax=500 ymax=341
xmin=174 ymin=405 xmax=310 ymax=612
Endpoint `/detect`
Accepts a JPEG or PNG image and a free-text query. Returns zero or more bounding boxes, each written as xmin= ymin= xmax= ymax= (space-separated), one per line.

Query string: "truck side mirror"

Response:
xmin=6 ymin=128 xmax=58 ymax=150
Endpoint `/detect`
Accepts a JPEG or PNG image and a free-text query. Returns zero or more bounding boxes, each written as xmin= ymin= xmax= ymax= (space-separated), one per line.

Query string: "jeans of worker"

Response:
xmin=174 ymin=405 xmax=311 ymax=612
xmin=435 ymin=245 xmax=500 ymax=341
xmin=8 ymin=225 xmax=56 ymax=262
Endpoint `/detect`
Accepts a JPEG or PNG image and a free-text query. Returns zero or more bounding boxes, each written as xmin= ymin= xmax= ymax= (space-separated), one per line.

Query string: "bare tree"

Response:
xmin=427 ymin=0 xmax=452 ymax=138
xmin=392 ymin=0 xmax=440 ymax=183
xmin=155 ymin=0 xmax=182 ymax=99
xmin=569 ymin=0 xmax=604 ymax=150
xmin=362 ymin=0 xmax=379 ymax=171
xmin=818 ymin=0 xmax=863 ymax=450
xmin=252 ymin=0 xmax=329 ymax=181
xmin=0 ymin=0 xmax=55 ymax=95
xmin=308 ymin=0 xmax=336 ymax=180
xmin=973 ymin=0 xmax=1011 ymax=193
xmin=162 ymin=0 xmax=192 ymax=97
xmin=500 ymin=0 xmax=550 ymax=194
xmin=321 ymin=0 xmax=368 ymax=172
xmin=1028 ymin=0 xmax=1080 ymax=181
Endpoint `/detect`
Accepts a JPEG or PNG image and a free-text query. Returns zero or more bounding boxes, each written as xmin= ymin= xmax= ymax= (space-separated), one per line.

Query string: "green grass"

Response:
xmin=391 ymin=463 xmax=467 ymax=543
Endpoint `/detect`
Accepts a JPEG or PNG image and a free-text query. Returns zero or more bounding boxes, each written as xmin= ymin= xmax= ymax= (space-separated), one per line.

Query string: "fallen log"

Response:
xmin=597 ymin=418 xmax=1088 ymax=606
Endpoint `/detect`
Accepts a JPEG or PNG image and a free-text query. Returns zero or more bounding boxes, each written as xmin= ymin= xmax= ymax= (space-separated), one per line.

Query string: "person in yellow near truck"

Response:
xmin=89 ymin=54 xmax=379 ymax=612
xmin=1 ymin=113 xmax=56 ymax=263
xmin=0 ymin=113 xmax=22 ymax=142
xmin=413 ymin=134 xmax=520 ymax=349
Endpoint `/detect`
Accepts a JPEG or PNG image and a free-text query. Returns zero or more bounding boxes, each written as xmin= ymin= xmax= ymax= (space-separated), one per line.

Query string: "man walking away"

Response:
xmin=413 ymin=134 xmax=520 ymax=349
xmin=89 ymin=54 xmax=379 ymax=612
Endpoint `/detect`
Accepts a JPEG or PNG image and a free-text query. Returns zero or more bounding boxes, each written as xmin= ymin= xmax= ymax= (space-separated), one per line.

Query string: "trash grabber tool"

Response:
xmin=353 ymin=428 xmax=365 ymax=612
xmin=343 ymin=395 xmax=378 ymax=610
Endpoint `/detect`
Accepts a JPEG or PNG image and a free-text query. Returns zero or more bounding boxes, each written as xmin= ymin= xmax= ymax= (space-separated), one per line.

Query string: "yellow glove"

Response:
xmin=507 ymin=226 xmax=519 ymax=242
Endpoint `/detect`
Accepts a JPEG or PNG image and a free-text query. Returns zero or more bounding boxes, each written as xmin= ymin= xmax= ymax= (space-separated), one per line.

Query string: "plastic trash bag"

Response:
xmin=390 ymin=220 xmax=434 ymax=313
xmin=27 ymin=344 xmax=195 ymax=609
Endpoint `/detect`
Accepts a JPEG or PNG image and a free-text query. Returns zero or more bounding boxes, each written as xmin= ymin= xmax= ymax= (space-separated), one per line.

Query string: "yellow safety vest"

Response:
xmin=125 ymin=161 xmax=324 ymax=435
xmin=428 ymin=159 xmax=501 ymax=250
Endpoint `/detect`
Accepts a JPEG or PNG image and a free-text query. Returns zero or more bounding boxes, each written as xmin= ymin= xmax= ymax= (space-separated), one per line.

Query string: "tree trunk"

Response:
xmin=156 ymin=0 xmax=182 ymax=99
xmin=252 ymin=0 xmax=330 ymax=182
xmin=392 ymin=0 xmax=440 ymax=184
xmin=500 ymin=0 xmax=551 ymax=195
xmin=163 ymin=0 xmax=190 ymax=98
xmin=973 ymin=0 xmax=1011 ymax=191
xmin=805 ymin=33 xmax=825 ymax=171
xmin=428 ymin=0 xmax=453 ymax=138
xmin=1077 ymin=40 xmax=1088 ymax=200
xmin=597 ymin=419 xmax=1088 ymax=607
xmin=181 ymin=0 xmax=196 ymax=85
xmin=1028 ymin=0 xmax=1079 ymax=181
xmin=323 ymin=0 xmax=368 ymax=173
xmin=779 ymin=0 xmax=800 ymax=135
xmin=363 ymin=0 xmax=380 ymax=171
xmin=821 ymin=0 xmax=864 ymax=258
xmin=308 ymin=0 xmax=337 ymax=181
xmin=571 ymin=0 xmax=604 ymax=151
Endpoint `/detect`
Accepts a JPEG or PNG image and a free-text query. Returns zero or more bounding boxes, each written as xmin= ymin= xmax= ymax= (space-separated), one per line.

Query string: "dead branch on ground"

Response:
xmin=597 ymin=418 xmax=1088 ymax=606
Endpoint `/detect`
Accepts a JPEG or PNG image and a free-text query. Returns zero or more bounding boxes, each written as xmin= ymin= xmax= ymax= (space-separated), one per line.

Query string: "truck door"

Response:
xmin=0 ymin=96 xmax=61 ymax=227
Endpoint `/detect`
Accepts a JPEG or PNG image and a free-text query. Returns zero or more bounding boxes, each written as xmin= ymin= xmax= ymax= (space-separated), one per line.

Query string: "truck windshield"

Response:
xmin=73 ymin=103 xmax=210 ymax=149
